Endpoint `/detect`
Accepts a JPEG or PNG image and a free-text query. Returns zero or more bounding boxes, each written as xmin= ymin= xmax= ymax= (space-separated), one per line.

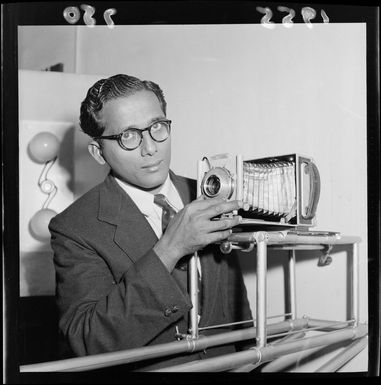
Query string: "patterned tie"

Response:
xmin=154 ymin=194 xmax=188 ymax=270
xmin=154 ymin=194 xmax=176 ymax=234
xmin=154 ymin=194 xmax=202 ymax=314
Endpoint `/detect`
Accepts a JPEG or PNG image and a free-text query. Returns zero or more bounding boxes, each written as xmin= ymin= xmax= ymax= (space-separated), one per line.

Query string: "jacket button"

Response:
xmin=164 ymin=308 xmax=172 ymax=317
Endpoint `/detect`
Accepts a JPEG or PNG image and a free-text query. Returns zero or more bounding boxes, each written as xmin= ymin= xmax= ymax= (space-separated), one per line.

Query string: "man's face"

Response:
xmin=95 ymin=90 xmax=171 ymax=193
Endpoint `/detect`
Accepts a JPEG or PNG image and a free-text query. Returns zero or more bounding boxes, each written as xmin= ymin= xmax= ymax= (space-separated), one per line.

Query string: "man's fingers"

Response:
xmin=188 ymin=197 xmax=243 ymax=213
xmin=191 ymin=197 xmax=226 ymax=209
xmin=206 ymin=216 xmax=242 ymax=232
xmin=205 ymin=230 xmax=233 ymax=245
xmin=203 ymin=200 xmax=243 ymax=218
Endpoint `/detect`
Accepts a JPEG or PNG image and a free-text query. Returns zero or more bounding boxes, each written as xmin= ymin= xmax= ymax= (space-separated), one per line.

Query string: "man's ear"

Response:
xmin=88 ymin=140 xmax=106 ymax=165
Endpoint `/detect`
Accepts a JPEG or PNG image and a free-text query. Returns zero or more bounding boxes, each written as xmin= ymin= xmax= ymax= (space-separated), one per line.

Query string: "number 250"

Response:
xmin=63 ymin=4 xmax=116 ymax=27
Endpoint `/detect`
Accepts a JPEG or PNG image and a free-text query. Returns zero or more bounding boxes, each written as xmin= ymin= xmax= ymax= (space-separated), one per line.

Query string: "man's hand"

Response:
xmin=153 ymin=198 xmax=242 ymax=272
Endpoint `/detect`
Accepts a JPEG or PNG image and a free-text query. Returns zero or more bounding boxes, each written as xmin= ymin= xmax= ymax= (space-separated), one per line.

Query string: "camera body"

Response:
xmin=198 ymin=153 xmax=321 ymax=229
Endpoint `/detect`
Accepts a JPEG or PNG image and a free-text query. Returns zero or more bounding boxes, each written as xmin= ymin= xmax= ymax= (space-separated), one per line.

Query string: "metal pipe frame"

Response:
xmin=20 ymin=230 xmax=364 ymax=373
xmin=229 ymin=330 xmax=307 ymax=373
xmin=260 ymin=331 xmax=315 ymax=372
xmin=189 ymin=251 xmax=199 ymax=338
xmin=226 ymin=231 xmax=361 ymax=247
xmin=259 ymin=328 xmax=364 ymax=373
xmin=351 ymin=242 xmax=360 ymax=326
xmin=315 ymin=335 xmax=368 ymax=372
xmin=198 ymin=312 xmax=293 ymax=332
xmin=265 ymin=319 xmax=358 ymax=346
xmin=255 ymin=231 xmax=268 ymax=348
xmin=189 ymin=160 xmax=204 ymax=338
xmin=19 ymin=320 xmax=366 ymax=373
xmin=151 ymin=324 xmax=368 ymax=372
xmin=288 ymin=249 xmax=297 ymax=320
xmin=183 ymin=230 xmax=363 ymax=371
xmin=261 ymin=345 xmax=324 ymax=372
xmin=20 ymin=318 xmax=309 ymax=372
xmin=225 ymin=231 xmax=361 ymax=334
xmin=307 ymin=318 xmax=356 ymax=331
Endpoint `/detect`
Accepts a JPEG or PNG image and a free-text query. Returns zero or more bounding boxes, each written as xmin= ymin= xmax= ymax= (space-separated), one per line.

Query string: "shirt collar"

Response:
xmin=115 ymin=174 xmax=181 ymax=217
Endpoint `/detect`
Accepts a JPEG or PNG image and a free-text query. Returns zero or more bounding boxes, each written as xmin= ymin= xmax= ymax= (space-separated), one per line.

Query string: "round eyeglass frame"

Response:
xmin=93 ymin=119 xmax=172 ymax=151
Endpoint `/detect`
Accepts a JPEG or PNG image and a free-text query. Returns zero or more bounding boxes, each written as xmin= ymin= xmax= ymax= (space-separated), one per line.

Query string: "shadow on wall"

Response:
xmin=20 ymin=249 xmax=55 ymax=296
xmin=73 ymin=125 xmax=110 ymax=199
xmin=56 ymin=126 xmax=75 ymax=195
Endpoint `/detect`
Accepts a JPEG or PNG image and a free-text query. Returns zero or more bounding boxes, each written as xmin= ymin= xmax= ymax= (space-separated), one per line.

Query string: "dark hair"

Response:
xmin=80 ymin=74 xmax=167 ymax=137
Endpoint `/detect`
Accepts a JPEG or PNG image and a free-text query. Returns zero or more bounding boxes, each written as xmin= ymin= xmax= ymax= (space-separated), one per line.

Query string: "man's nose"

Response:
xmin=141 ymin=131 xmax=157 ymax=156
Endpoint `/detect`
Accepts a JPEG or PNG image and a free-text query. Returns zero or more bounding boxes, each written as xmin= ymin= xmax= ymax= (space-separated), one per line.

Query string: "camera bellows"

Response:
xmin=243 ymin=161 xmax=296 ymax=217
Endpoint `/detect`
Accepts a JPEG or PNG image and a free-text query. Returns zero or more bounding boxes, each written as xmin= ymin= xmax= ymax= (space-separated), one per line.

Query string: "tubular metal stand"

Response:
xmin=20 ymin=230 xmax=365 ymax=373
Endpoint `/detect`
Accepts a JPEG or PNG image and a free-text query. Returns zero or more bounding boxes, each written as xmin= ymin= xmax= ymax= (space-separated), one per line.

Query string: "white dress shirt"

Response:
xmin=115 ymin=175 xmax=183 ymax=238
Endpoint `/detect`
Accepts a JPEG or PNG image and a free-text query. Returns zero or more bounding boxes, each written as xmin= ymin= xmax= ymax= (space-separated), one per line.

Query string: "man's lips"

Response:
xmin=142 ymin=160 xmax=163 ymax=169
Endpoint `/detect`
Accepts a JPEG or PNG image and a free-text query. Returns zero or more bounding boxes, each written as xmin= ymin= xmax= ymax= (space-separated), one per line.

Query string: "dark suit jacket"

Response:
xmin=49 ymin=171 xmax=253 ymax=370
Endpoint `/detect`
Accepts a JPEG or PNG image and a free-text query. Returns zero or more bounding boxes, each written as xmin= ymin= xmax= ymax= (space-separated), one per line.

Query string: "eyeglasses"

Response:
xmin=94 ymin=119 xmax=171 ymax=151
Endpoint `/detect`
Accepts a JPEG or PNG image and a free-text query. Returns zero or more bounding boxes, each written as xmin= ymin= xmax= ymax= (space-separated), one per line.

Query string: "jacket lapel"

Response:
xmin=168 ymin=170 xmax=194 ymax=206
xmin=98 ymin=174 xmax=158 ymax=263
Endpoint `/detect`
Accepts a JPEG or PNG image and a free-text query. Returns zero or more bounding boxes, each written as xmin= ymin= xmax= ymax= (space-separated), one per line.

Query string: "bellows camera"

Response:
xmin=198 ymin=153 xmax=321 ymax=229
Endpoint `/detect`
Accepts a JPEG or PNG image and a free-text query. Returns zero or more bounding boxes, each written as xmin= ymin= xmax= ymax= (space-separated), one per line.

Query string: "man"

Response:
xmin=49 ymin=74 xmax=253 ymax=370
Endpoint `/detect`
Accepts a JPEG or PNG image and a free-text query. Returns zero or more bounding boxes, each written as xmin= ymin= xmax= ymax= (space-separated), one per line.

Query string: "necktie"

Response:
xmin=153 ymin=194 xmax=176 ymax=233
xmin=154 ymin=194 xmax=202 ymax=314
xmin=154 ymin=194 xmax=187 ymax=270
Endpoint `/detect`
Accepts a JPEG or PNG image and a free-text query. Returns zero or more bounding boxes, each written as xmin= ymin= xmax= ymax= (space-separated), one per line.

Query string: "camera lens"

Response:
xmin=205 ymin=175 xmax=221 ymax=197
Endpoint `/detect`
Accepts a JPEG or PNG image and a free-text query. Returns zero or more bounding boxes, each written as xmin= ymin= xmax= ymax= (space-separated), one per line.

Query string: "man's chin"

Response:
xmin=115 ymin=172 xmax=169 ymax=193
xmin=137 ymin=180 xmax=167 ymax=194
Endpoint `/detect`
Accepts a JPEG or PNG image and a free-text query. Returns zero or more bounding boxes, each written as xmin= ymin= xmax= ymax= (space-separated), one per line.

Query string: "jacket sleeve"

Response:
xmin=50 ymin=216 xmax=192 ymax=356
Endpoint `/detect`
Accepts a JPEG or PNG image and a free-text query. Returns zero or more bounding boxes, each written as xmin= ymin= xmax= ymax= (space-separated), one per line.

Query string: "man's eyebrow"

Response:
xmin=124 ymin=116 xmax=167 ymax=130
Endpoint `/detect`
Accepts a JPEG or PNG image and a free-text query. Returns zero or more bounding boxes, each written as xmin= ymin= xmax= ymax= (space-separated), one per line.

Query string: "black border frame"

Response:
xmin=2 ymin=1 xmax=380 ymax=383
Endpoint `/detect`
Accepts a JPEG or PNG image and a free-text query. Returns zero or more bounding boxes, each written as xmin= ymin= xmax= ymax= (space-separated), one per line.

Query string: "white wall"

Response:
xmin=18 ymin=26 xmax=77 ymax=72
xmin=18 ymin=24 xmax=368 ymax=371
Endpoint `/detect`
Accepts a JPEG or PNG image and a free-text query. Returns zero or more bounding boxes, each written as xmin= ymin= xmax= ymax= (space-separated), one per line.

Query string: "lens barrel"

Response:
xmin=201 ymin=167 xmax=234 ymax=200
